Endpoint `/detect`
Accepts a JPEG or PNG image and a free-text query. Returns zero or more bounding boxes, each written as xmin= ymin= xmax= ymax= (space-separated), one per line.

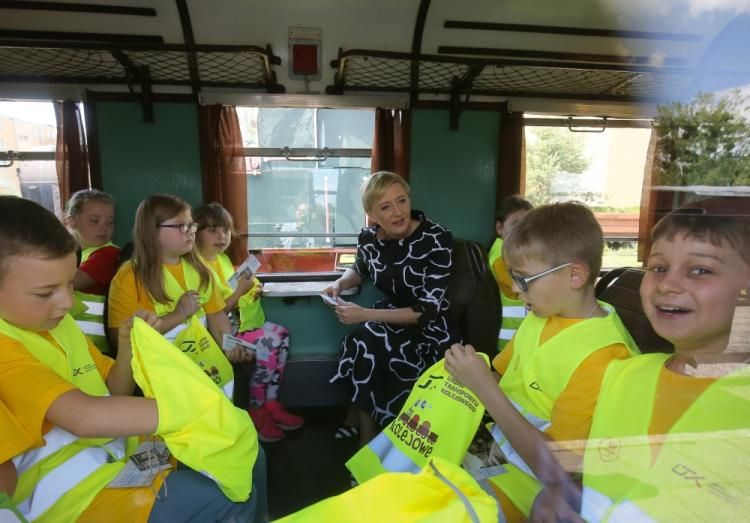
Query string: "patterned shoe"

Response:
xmin=264 ymin=400 xmax=304 ymax=431
xmin=248 ymin=407 xmax=285 ymax=442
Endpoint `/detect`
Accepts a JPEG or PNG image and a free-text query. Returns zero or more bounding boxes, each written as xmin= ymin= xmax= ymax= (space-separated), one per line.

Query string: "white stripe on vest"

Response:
xmin=13 ymin=427 xmax=127 ymax=521
xmin=366 ymin=431 xmax=422 ymax=475
xmin=489 ymin=399 xmax=551 ymax=477
xmin=498 ymin=328 xmax=517 ymax=340
xmin=502 ymin=306 xmax=527 ymax=319
xmin=81 ymin=300 xmax=105 ymax=316
xmin=76 ymin=320 xmax=106 ymax=337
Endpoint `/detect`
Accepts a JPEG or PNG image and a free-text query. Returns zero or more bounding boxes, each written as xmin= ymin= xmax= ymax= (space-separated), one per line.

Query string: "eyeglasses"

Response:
xmin=158 ymin=222 xmax=199 ymax=234
xmin=508 ymin=262 xmax=573 ymax=292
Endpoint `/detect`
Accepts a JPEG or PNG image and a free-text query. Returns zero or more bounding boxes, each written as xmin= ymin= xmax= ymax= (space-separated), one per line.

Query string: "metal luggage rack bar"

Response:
xmin=326 ymin=48 xmax=694 ymax=103
xmin=0 ymin=40 xmax=285 ymax=92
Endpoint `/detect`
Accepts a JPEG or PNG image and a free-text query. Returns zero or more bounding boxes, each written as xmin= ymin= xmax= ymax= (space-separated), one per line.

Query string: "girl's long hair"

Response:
xmin=132 ymin=194 xmax=211 ymax=304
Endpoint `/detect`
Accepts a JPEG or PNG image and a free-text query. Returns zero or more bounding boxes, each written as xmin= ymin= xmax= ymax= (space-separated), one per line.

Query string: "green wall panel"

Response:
xmin=409 ymin=109 xmax=499 ymax=245
xmin=96 ymin=102 xmax=203 ymax=245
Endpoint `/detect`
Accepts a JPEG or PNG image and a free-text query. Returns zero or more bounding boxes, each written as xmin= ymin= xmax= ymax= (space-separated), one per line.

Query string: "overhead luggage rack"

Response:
xmin=0 ymin=40 xmax=285 ymax=92
xmin=326 ymin=48 xmax=693 ymax=102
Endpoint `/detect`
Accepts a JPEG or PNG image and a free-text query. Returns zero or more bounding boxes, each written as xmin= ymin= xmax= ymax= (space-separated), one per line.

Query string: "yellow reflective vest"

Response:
xmin=488 ymin=238 xmax=527 ymax=350
xmin=488 ymin=303 xmax=639 ymax=517
xmin=209 ymin=253 xmax=265 ymax=332
xmin=582 ymin=354 xmax=750 ymax=522
xmin=0 ymin=315 xmax=135 ymax=523
xmin=129 ymin=317 xmax=258 ymax=502
xmin=71 ymin=243 xmax=117 ymax=354
xmin=150 ymin=259 xmax=234 ymax=397
xmin=277 ymin=457 xmax=500 ymax=522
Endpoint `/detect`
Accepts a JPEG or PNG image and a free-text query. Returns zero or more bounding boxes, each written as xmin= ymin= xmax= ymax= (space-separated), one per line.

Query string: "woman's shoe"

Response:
xmin=248 ymin=407 xmax=285 ymax=442
xmin=263 ymin=400 xmax=304 ymax=430
xmin=334 ymin=425 xmax=359 ymax=439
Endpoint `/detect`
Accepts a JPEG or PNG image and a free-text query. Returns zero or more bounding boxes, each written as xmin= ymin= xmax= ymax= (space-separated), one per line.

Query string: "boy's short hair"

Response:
xmin=503 ymin=201 xmax=603 ymax=284
xmin=362 ymin=171 xmax=410 ymax=213
xmin=193 ymin=202 xmax=234 ymax=232
xmin=652 ymin=197 xmax=750 ymax=263
xmin=496 ymin=195 xmax=532 ymax=224
xmin=0 ymin=196 xmax=77 ymax=281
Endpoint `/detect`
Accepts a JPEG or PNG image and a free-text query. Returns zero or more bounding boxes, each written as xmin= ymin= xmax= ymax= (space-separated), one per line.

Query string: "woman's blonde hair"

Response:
xmin=132 ymin=194 xmax=211 ymax=304
xmin=361 ymin=171 xmax=410 ymax=213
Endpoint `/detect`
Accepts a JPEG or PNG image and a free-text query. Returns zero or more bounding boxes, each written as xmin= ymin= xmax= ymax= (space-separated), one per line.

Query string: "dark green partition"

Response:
xmin=409 ymin=109 xmax=499 ymax=245
xmin=95 ymin=101 xmax=203 ymax=245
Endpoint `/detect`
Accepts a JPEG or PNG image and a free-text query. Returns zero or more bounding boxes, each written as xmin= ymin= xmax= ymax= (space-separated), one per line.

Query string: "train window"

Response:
xmin=236 ymin=107 xmax=374 ymax=273
xmin=524 ymin=116 xmax=652 ymax=268
xmin=0 ymin=101 xmax=59 ymax=215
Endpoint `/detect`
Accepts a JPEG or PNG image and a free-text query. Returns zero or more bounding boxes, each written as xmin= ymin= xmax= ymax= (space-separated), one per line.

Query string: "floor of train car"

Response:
xmin=263 ymin=406 xmax=358 ymax=520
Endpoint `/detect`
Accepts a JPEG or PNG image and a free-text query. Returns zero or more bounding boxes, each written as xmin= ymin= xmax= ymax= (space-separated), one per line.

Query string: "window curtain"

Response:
xmin=496 ymin=106 xmax=526 ymax=208
xmin=198 ymin=105 xmax=248 ymax=265
xmin=637 ymin=127 xmax=677 ymax=262
xmin=54 ymin=100 xmax=90 ymax=205
xmin=371 ymin=107 xmax=411 ymax=181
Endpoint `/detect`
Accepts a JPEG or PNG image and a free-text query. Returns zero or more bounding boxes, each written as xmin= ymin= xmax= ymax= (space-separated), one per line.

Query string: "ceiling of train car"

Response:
xmin=0 ymin=0 xmax=746 ymax=112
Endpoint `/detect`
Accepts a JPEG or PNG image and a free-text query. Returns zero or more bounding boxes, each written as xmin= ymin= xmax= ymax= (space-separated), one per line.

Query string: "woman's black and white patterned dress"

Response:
xmin=331 ymin=210 xmax=461 ymax=426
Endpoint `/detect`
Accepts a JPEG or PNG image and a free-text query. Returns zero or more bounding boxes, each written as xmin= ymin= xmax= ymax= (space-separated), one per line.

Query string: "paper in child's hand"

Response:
xmin=228 ymin=254 xmax=261 ymax=290
xmin=222 ymin=333 xmax=271 ymax=361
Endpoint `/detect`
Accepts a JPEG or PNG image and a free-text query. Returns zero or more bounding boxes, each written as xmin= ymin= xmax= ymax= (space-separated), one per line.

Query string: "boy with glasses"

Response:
xmin=445 ymin=201 xmax=639 ymax=521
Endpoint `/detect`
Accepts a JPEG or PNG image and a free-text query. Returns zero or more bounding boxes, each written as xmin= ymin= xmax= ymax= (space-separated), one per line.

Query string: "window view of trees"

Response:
xmin=654 ymin=90 xmax=750 ymax=188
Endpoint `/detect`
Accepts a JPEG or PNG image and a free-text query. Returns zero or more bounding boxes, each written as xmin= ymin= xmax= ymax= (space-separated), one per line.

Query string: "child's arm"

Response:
xmin=73 ymin=269 xmax=97 ymax=291
xmin=0 ymin=460 xmax=17 ymax=496
xmin=206 ymin=310 xmax=253 ymax=363
xmin=106 ymin=311 xmax=161 ymax=396
xmin=45 ymin=389 xmax=158 ymax=438
xmin=445 ymin=344 xmax=570 ymax=486
xmin=222 ymin=273 xmax=255 ymax=313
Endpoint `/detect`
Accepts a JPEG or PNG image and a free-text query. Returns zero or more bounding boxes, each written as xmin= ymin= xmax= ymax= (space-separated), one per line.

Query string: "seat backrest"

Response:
xmin=446 ymin=239 xmax=501 ymax=358
xmin=596 ymin=267 xmax=673 ymax=354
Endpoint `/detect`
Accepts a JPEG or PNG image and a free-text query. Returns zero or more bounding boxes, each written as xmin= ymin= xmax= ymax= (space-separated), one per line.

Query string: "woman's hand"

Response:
xmin=530 ymin=484 xmax=584 ymax=523
xmin=444 ymin=344 xmax=495 ymax=395
xmin=335 ymin=302 xmax=369 ymax=324
xmin=176 ymin=291 xmax=201 ymax=320
xmin=323 ymin=279 xmax=342 ymax=300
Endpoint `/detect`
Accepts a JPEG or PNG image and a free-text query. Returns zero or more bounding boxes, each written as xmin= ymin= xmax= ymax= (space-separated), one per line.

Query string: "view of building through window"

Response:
xmin=524 ymin=119 xmax=652 ymax=268
xmin=0 ymin=101 xmax=59 ymax=214
xmin=236 ymin=107 xmax=374 ymax=272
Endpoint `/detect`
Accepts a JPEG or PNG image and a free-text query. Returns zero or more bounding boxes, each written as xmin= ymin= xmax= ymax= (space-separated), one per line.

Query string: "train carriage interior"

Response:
xmin=1 ymin=0 xmax=748 ymax=520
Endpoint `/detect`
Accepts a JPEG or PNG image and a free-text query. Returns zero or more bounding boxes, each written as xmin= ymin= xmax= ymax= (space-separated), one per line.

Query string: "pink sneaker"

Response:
xmin=248 ymin=407 xmax=284 ymax=442
xmin=264 ymin=400 xmax=304 ymax=431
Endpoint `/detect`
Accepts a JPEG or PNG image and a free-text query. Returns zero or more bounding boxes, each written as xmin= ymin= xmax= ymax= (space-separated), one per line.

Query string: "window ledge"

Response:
xmin=262 ymin=280 xmax=359 ymax=298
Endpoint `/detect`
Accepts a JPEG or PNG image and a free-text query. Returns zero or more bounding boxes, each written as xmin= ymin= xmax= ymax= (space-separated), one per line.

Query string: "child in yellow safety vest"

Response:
xmin=64 ymin=189 xmax=120 ymax=354
xmin=488 ymin=195 xmax=532 ymax=351
xmin=532 ymin=198 xmax=750 ymax=522
xmin=108 ymin=194 xmax=252 ymax=398
xmin=193 ymin=203 xmax=303 ymax=443
xmin=445 ymin=202 xmax=639 ymax=522
xmin=0 ymin=196 xmax=266 ymax=522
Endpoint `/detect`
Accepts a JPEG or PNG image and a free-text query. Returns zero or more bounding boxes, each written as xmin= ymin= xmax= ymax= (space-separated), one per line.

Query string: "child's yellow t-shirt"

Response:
xmin=0 ymin=332 xmax=114 ymax=452
xmin=491 ymin=256 xmax=519 ymax=300
xmin=108 ymin=261 xmax=226 ymax=328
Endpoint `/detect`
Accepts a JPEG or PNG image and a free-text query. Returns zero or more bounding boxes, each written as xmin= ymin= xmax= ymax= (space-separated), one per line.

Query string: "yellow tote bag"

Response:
xmin=275 ymin=457 xmax=499 ymax=523
xmin=129 ymin=317 xmax=258 ymax=502
xmin=347 ymin=357 xmax=488 ymax=485
xmin=173 ymin=315 xmax=234 ymax=394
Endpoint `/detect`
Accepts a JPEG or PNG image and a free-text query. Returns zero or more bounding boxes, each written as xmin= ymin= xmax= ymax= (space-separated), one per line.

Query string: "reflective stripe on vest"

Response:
xmin=488 ymin=303 xmax=639 ymax=516
xmin=347 ymin=358 xmax=486 ymax=485
xmin=488 ymin=239 xmax=527 ymax=348
xmin=72 ymin=243 xmax=116 ymax=354
xmin=583 ymin=354 xmax=750 ymax=522
xmin=0 ymin=315 xmax=132 ymax=522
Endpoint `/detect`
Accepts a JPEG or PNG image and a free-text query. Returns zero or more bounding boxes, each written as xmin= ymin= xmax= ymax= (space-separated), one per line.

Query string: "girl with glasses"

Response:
xmin=107 ymin=194 xmax=251 ymax=367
